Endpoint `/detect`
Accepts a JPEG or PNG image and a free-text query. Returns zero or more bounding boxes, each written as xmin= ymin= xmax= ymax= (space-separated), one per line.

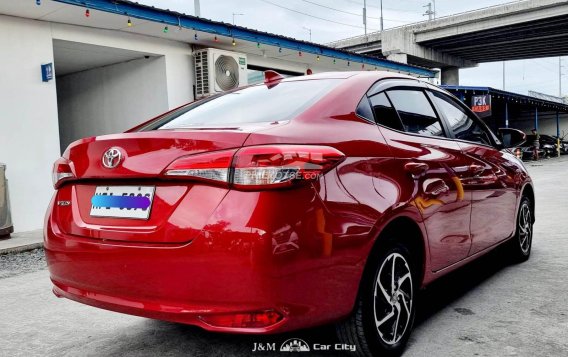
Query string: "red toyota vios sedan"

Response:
xmin=45 ymin=71 xmax=534 ymax=356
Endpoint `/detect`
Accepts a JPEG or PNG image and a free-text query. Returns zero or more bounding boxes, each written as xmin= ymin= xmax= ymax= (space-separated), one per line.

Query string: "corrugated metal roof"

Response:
xmin=442 ymin=85 xmax=568 ymax=112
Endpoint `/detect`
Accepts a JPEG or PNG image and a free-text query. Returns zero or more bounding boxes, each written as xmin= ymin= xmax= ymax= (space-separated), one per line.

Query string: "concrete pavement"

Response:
xmin=0 ymin=229 xmax=42 ymax=255
xmin=0 ymin=158 xmax=567 ymax=356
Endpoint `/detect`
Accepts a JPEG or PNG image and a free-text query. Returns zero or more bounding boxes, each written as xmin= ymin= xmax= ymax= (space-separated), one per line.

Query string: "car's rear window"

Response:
xmin=155 ymin=79 xmax=341 ymax=129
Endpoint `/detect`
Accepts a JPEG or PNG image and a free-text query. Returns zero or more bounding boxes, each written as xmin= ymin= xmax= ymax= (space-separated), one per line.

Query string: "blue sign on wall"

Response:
xmin=41 ymin=63 xmax=53 ymax=82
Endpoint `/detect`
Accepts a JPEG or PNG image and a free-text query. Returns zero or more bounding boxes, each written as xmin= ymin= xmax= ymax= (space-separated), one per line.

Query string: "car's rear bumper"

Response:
xmin=44 ymin=186 xmax=368 ymax=334
xmin=50 ymin=277 xmax=287 ymax=334
xmin=45 ymin=222 xmax=295 ymax=333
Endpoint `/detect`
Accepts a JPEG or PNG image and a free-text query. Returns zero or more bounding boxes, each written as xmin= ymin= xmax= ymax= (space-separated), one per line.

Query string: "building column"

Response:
xmin=505 ymin=101 xmax=509 ymax=128
xmin=557 ymin=112 xmax=561 ymax=157
xmin=441 ymin=67 xmax=459 ymax=85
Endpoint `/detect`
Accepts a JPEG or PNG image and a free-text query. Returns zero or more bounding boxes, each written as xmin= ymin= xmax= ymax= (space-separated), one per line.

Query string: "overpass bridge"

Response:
xmin=329 ymin=0 xmax=568 ymax=84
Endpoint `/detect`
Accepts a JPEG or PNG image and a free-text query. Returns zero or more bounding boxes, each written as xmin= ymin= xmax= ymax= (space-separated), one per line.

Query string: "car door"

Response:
xmin=428 ymin=89 xmax=518 ymax=254
xmin=364 ymin=82 xmax=472 ymax=271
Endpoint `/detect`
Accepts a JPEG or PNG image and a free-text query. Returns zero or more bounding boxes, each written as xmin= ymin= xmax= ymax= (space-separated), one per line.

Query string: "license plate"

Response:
xmin=90 ymin=186 xmax=155 ymax=220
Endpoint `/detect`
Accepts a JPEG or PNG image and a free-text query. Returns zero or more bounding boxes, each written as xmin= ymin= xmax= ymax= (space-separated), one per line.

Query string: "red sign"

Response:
xmin=471 ymin=95 xmax=492 ymax=118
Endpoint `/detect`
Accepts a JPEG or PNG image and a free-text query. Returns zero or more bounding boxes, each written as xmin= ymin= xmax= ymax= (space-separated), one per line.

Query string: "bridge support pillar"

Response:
xmin=441 ymin=67 xmax=460 ymax=85
xmin=386 ymin=53 xmax=408 ymax=64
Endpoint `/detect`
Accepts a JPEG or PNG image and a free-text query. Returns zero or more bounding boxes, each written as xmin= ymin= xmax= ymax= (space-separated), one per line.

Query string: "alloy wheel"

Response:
xmin=518 ymin=202 xmax=532 ymax=255
xmin=373 ymin=252 xmax=413 ymax=345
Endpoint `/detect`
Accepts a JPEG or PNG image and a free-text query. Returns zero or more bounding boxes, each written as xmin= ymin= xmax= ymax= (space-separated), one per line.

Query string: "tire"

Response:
xmin=336 ymin=243 xmax=417 ymax=357
xmin=509 ymin=196 xmax=533 ymax=263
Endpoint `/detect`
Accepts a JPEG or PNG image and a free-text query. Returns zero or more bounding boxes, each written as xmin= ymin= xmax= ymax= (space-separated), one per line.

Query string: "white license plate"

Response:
xmin=90 ymin=186 xmax=155 ymax=220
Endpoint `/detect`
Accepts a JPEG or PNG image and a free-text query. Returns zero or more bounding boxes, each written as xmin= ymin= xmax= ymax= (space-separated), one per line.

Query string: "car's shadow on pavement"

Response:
xmin=99 ymin=246 xmax=514 ymax=357
xmin=414 ymin=245 xmax=513 ymax=327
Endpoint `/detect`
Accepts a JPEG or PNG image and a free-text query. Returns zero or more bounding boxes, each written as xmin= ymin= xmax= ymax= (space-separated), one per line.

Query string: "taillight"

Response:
xmin=52 ymin=157 xmax=75 ymax=189
xmin=232 ymin=145 xmax=345 ymax=189
xmin=163 ymin=145 xmax=344 ymax=190
xmin=163 ymin=149 xmax=236 ymax=185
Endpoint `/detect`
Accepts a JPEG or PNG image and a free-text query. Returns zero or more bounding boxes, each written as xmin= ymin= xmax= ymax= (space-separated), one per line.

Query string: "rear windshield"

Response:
xmin=154 ymin=79 xmax=341 ymax=130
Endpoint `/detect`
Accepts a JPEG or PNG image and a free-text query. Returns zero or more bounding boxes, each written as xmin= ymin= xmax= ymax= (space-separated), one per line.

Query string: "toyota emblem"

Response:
xmin=102 ymin=148 xmax=123 ymax=169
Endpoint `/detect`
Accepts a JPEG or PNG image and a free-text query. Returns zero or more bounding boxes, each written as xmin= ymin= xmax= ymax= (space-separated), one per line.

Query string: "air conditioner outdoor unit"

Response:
xmin=194 ymin=48 xmax=248 ymax=98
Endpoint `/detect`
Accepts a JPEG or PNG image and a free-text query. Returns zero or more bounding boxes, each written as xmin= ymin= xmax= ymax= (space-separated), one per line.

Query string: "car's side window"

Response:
xmin=386 ymin=89 xmax=446 ymax=137
xmin=430 ymin=91 xmax=493 ymax=146
xmin=368 ymin=93 xmax=404 ymax=131
xmin=355 ymin=96 xmax=374 ymax=122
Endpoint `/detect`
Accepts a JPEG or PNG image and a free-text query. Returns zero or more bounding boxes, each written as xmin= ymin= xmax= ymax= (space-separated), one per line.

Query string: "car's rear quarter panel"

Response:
xmin=240 ymin=74 xmax=430 ymax=312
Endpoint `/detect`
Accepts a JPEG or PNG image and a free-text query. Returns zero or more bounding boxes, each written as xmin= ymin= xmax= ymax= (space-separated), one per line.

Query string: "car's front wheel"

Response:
xmin=336 ymin=243 xmax=417 ymax=357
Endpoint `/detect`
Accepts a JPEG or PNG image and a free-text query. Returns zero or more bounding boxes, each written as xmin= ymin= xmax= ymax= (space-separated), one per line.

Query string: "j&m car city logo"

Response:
xmin=252 ymin=338 xmax=356 ymax=353
xmin=280 ymin=339 xmax=310 ymax=352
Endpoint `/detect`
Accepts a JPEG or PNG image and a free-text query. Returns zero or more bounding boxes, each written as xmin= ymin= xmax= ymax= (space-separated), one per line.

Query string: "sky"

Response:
xmin=137 ymin=0 xmax=566 ymax=98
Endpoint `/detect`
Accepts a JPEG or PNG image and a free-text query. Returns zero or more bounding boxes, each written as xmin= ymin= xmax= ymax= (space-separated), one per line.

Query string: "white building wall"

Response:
xmin=164 ymin=52 xmax=195 ymax=109
xmin=0 ymin=15 xmax=60 ymax=232
xmin=0 ymin=15 xmax=195 ymax=232
xmin=511 ymin=112 xmax=568 ymax=136
xmin=536 ymin=117 xmax=568 ymax=136
xmin=246 ymin=53 xmax=336 ymax=74
xmin=57 ymin=56 xmax=169 ymax=151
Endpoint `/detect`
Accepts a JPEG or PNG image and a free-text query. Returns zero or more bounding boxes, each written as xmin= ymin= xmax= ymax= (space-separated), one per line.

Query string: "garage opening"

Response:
xmin=53 ymin=40 xmax=169 ymax=153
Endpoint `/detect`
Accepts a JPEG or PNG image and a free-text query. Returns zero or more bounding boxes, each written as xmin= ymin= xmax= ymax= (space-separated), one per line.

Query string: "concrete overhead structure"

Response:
xmin=330 ymin=0 xmax=568 ymax=85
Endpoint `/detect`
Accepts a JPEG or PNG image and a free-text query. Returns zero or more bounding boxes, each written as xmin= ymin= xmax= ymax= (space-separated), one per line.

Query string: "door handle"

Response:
xmin=404 ymin=162 xmax=429 ymax=179
xmin=468 ymin=164 xmax=485 ymax=177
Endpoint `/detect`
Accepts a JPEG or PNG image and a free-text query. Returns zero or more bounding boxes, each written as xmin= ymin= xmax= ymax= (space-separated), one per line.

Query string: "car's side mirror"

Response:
xmin=498 ymin=128 xmax=526 ymax=149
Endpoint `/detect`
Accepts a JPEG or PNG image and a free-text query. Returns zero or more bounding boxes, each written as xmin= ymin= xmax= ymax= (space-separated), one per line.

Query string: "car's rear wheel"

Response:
xmin=336 ymin=243 xmax=417 ymax=357
xmin=509 ymin=196 xmax=533 ymax=262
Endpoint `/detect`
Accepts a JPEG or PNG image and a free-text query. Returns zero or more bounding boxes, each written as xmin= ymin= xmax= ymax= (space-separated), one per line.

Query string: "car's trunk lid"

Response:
xmin=54 ymin=129 xmax=255 ymax=244
xmin=65 ymin=130 xmax=252 ymax=180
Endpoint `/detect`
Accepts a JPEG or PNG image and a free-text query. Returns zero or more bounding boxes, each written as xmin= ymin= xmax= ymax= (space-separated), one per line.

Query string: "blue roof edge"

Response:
xmin=52 ymin=0 xmax=435 ymax=78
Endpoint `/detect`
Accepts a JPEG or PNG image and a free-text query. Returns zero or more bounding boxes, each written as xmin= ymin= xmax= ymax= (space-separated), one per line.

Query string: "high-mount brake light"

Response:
xmin=52 ymin=157 xmax=75 ymax=189
xmin=162 ymin=145 xmax=345 ymax=189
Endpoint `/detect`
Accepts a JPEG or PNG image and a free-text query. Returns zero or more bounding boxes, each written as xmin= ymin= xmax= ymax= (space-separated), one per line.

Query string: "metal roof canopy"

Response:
xmin=442 ymin=86 xmax=568 ymax=113
xmin=442 ymin=85 xmax=568 ymax=137
xmin=49 ymin=0 xmax=435 ymax=78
